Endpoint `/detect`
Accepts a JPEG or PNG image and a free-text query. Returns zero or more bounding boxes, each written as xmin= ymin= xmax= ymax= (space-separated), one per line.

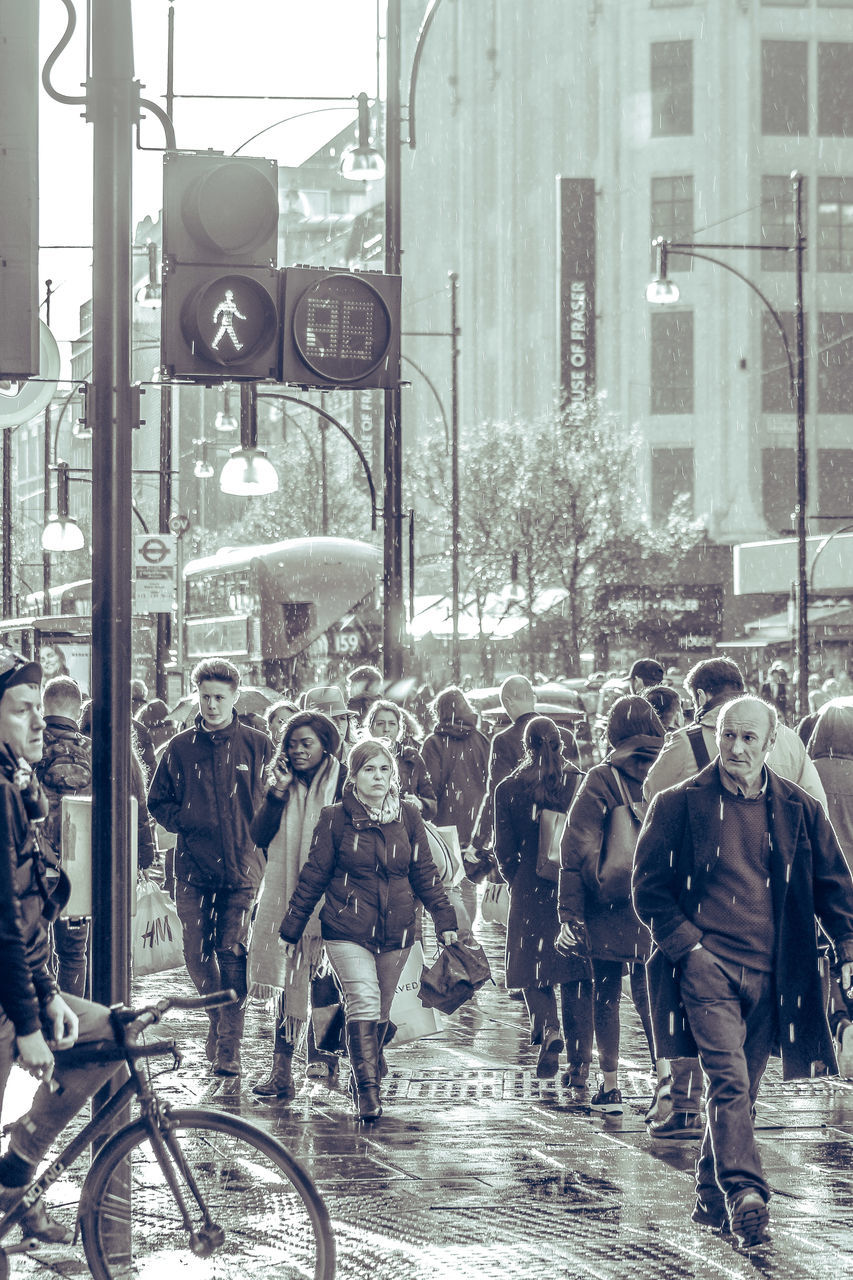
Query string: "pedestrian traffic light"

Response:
xmin=280 ymin=267 xmax=401 ymax=390
xmin=0 ymin=2 xmax=39 ymax=379
xmin=161 ymin=152 xmax=281 ymax=380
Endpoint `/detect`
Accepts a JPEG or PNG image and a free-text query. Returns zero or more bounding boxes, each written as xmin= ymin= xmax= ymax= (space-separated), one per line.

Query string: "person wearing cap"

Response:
xmin=302 ymin=686 xmax=361 ymax=759
xmin=0 ymin=652 xmax=126 ymax=1243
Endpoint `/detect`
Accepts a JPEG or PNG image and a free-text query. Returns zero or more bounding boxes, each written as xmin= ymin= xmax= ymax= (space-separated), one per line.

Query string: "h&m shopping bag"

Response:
xmin=133 ymin=878 xmax=184 ymax=976
xmin=389 ymin=941 xmax=443 ymax=1043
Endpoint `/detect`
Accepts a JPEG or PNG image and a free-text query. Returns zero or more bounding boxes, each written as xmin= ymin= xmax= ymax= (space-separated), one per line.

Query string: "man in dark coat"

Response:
xmin=148 ymin=658 xmax=273 ymax=1077
xmin=633 ymin=694 xmax=853 ymax=1248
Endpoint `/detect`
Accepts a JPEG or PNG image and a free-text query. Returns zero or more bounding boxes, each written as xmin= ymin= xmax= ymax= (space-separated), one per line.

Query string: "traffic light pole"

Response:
xmin=88 ymin=0 xmax=135 ymax=1013
xmin=384 ymin=0 xmax=404 ymax=680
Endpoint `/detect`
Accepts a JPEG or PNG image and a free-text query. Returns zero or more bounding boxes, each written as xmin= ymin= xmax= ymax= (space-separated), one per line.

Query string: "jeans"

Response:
xmin=0 ymin=994 xmax=121 ymax=1166
xmin=52 ymin=916 xmax=90 ymax=999
xmin=678 ymin=948 xmax=775 ymax=1210
xmin=175 ymin=882 xmax=255 ymax=1048
xmin=324 ymin=942 xmax=410 ymax=1022
xmin=560 ymin=961 xmax=656 ymax=1073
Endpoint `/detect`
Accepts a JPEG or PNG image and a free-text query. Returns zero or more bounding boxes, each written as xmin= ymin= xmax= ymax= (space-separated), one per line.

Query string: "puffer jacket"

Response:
xmin=0 ymin=749 xmax=59 ymax=1035
xmin=421 ymin=718 xmax=490 ymax=845
xmin=147 ymin=713 xmax=273 ymax=891
xmin=279 ymin=786 xmax=457 ymax=952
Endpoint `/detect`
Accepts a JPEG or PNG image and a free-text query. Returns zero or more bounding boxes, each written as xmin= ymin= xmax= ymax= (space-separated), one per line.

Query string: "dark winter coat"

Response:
xmin=560 ymin=736 xmax=658 ymax=965
xmin=279 ymin=788 xmax=457 ymax=953
xmin=808 ymin=700 xmax=853 ymax=869
xmin=394 ymin=742 xmax=437 ymax=820
xmin=147 ymin=712 xmax=273 ymax=891
xmin=474 ymin=711 xmax=576 ymax=850
xmin=421 ymin=719 xmax=490 ymax=845
xmin=0 ymin=749 xmax=60 ymax=1036
xmin=493 ymin=768 xmax=585 ymax=988
xmin=633 ymin=760 xmax=853 ymax=1079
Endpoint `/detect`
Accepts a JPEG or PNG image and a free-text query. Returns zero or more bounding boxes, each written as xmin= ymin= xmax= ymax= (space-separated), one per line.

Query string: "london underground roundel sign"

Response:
xmin=291 ymin=273 xmax=393 ymax=383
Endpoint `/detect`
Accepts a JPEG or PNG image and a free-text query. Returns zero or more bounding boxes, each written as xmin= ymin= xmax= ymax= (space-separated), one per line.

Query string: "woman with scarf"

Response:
xmin=557 ymin=696 xmax=664 ymax=1113
xmin=248 ymin=710 xmax=347 ymax=1100
xmin=364 ymin=699 xmax=438 ymax=820
xmin=422 ymin=686 xmax=490 ymax=929
xmin=493 ymin=716 xmax=584 ymax=1081
xmin=279 ymin=738 xmax=458 ymax=1121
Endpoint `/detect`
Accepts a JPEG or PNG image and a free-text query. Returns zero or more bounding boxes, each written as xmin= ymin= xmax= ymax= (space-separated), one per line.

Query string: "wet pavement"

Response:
xmin=6 ymin=903 xmax=853 ymax=1278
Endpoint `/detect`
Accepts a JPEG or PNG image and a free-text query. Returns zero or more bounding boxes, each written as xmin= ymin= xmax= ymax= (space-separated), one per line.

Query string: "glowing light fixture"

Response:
xmin=219 ymin=385 xmax=279 ymax=496
xmin=340 ymin=93 xmax=385 ymax=182
xmin=42 ymin=461 xmax=85 ymax=551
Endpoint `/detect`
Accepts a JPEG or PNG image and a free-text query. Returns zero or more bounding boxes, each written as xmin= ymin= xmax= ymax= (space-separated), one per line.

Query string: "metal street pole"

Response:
xmin=450 ymin=271 xmax=460 ymax=683
xmin=1 ymin=429 xmax=10 ymax=616
xmin=156 ymin=384 xmax=172 ymax=702
xmin=384 ymin=0 xmax=404 ymax=679
xmin=793 ymin=171 xmax=809 ymax=717
xmin=89 ymin=0 xmax=136 ymax=1010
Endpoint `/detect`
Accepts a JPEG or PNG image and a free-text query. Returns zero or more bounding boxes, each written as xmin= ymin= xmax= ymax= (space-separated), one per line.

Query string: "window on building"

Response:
xmin=761 ymin=41 xmax=808 ymax=136
xmin=818 ymin=177 xmax=853 ymax=271
xmin=760 ymin=175 xmax=805 ymax=272
xmin=818 ymin=450 xmax=853 ymax=519
xmin=818 ymin=0 xmax=853 ymax=7
xmin=651 ymin=448 xmax=694 ymax=523
xmin=651 ymin=176 xmax=694 ymax=271
xmin=818 ymin=313 xmax=853 ymax=412
xmin=819 ymin=44 xmax=853 ymax=136
xmin=761 ymin=311 xmax=798 ymax=412
xmin=650 ymin=311 xmax=694 ymax=413
xmin=651 ymin=42 xmax=693 ymax=136
xmin=762 ymin=448 xmax=796 ymax=532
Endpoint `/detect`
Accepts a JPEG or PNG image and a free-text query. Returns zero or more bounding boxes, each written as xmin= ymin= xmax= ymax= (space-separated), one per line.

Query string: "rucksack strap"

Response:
xmin=685 ymin=722 xmax=711 ymax=771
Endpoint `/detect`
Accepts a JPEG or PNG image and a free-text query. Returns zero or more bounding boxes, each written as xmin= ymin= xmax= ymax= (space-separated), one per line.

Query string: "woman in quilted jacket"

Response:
xmin=279 ymin=737 xmax=458 ymax=1121
xmin=558 ymin=696 xmax=664 ymax=1113
xmin=364 ymin=700 xmax=438 ymax=821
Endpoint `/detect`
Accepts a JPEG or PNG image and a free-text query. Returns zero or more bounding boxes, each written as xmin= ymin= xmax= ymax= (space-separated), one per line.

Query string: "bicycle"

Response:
xmin=0 ymin=990 xmax=335 ymax=1279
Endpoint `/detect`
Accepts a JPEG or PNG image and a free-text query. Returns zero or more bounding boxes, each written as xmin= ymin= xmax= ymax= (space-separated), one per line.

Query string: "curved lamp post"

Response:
xmin=647 ymin=172 xmax=807 ymax=714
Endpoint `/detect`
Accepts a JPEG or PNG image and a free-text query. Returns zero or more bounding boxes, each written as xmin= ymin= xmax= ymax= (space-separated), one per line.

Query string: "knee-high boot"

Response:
xmin=252 ymin=1022 xmax=296 ymax=1099
xmin=346 ymin=1020 xmax=382 ymax=1120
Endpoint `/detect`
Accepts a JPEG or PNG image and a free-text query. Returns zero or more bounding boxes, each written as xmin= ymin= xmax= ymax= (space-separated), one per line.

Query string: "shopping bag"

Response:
xmin=535 ymin=808 xmax=567 ymax=882
xmin=418 ymin=939 xmax=492 ymax=1014
xmin=389 ymin=941 xmax=443 ymax=1043
xmin=423 ymin=821 xmax=464 ymax=888
xmin=311 ymin=969 xmax=345 ymax=1053
xmin=480 ymin=880 xmax=509 ymax=926
xmin=595 ymin=767 xmax=646 ymax=905
xmin=132 ymin=878 xmax=184 ymax=976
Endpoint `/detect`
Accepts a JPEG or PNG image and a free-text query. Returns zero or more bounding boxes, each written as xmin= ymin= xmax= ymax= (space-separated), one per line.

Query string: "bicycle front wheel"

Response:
xmin=79 ymin=1108 xmax=335 ymax=1280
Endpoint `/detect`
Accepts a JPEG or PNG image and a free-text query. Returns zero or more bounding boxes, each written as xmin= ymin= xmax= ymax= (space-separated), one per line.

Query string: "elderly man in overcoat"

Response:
xmin=633 ymin=694 xmax=853 ymax=1249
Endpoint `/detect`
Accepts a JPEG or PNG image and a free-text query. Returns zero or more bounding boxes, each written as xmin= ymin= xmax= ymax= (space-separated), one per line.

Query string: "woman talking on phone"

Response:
xmin=248 ymin=710 xmax=347 ymax=1100
xmin=278 ymin=737 xmax=458 ymax=1121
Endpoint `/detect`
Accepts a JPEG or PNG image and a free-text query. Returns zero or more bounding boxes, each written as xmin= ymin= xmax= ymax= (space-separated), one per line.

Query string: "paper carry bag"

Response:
xmin=389 ymin=941 xmax=442 ymax=1043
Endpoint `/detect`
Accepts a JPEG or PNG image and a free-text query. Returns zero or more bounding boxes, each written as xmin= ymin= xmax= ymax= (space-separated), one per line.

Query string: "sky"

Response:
xmin=38 ymin=0 xmax=380 ymax=364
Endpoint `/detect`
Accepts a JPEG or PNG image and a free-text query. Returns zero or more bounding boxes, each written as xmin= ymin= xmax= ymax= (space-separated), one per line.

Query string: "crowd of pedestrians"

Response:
xmin=2 ymin=645 xmax=853 ymax=1249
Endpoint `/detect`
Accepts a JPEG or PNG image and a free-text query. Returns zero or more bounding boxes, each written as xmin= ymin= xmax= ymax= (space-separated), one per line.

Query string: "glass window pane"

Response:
xmin=762 ymin=448 xmax=797 ymax=533
xmin=818 ymin=450 xmax=853 ymax=519
xmin=818 ymin=176 xmax=853 ymax=271
xmin=650 ymin=311 xmax=694 ymax=413
xmin=760 ymin=175 xmax=806 ymax=272
xmin=818 ymin=312 xmax=853 ymax=412
xmin=651 ymin=41 xmax=693 ymax=137
xmin=650 ymin=175 xmax=694 ymax=271
xmin=761 ymin=311 xmax=798 ymax=413
xmin=762 ymin=41 xmax=808 ymax=136
xmin=819 ymin=44 xmax=853 ymax=137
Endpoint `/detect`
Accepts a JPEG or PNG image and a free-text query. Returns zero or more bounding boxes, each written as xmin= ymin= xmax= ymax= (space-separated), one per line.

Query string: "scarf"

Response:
xmin=247 ymin=754 xmax=340 ymax=1040
xmin=352 ymin=779 xmax=401 ymax=824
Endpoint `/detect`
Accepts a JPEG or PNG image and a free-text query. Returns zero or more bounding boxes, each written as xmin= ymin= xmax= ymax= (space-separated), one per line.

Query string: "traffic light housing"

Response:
xmin=0 ymin=2 xmax=38 ymax=379
xmin=161 ymin=152 xmax=281 ymax=380
xmin=280 ymin=267 xmax=401 ymax=391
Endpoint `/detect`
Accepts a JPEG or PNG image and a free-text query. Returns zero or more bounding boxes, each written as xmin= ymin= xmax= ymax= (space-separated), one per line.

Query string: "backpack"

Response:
xmin=35 ymin=730 xmax=92 ymax=862
xmin=685 ymin=721 xmax=711 ymax=771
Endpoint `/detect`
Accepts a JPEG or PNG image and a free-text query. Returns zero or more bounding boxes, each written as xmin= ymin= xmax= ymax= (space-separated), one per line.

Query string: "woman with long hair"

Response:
xmin=248 ymin=710 xmax=347 ymax=1099
xmin=364 ymin=699 xmax=438 ymax=820
xmin=279 ymin=737 xmax=458 ymax=1120
xmin=558 ymin=696 xmax=663 ymax=1113
xmin=493 ymin=716 xmax=584 ymax=1079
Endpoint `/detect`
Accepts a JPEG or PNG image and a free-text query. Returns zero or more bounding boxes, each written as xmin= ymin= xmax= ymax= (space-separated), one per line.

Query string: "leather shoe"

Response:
xmin=691 ymin=1198 xmax=730 ymax=1235
xmin=536 ymin=1031 xmax=564 ymax=1079
xmin=648 ymin=1110 xmax=703 ymax=1139
xmin=729 ymin=1189 xmax=770 ymax=1249
xmin=0 ymin=1187 xmax=73 ymax=1244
